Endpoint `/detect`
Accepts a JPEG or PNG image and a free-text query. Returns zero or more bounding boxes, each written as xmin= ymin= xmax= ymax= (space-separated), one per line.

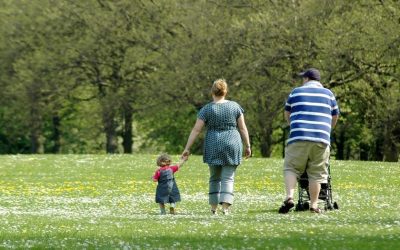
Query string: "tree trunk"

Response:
xmin=102 ymin=105 xmax=118 ymax=154
xmin=28 ymin=85 xmax=44 ymax=154
xmin=30 ymin=127 xmax=43 ymax=154
xmin=122 ymin=105 xmax=133 ymax=154
xmin=260 ymin=127 xmax=273 ymax=157
xmin=359 ymin=143 xmax=369 ymax=161
xmin=373 ymin=137 xmax=384 ymax=161
xmin=383 ymin=125 xmax=399 ymax=162
xmin=345 ymin=142 xmax=351 ymax=160
xmin=383 ymin=143 xmax=398 ymax=162
xmin=282 ymin=126 xmax=288 ymax=158
xmin=51 ymin=115 xmax=62 ymax=153
xmin=335 ymin=126 xmax=346 ymax=160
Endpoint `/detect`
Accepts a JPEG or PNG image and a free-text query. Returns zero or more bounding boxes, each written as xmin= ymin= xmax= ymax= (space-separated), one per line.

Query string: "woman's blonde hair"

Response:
xmin=156 ymin=154 xmax=172 ymax=166
xmin=211 ymin=79 xmax=228 ymax=97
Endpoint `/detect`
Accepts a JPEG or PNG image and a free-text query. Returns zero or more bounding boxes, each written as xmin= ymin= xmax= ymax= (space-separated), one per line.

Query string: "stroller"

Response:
xmin=295 ymin=162 xmax=339 ymax=211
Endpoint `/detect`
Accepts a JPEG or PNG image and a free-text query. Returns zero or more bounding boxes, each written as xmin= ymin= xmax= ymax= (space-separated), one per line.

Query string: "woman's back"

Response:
xmin=198 ymin=101 xmax=244 ymax=166
xmin=199 ymin=101 xmax=243 ymax=130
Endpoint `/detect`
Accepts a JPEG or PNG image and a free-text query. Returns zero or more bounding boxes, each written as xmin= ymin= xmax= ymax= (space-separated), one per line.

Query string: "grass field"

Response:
xmin=0 ymin=154 xmax=399 ymax=249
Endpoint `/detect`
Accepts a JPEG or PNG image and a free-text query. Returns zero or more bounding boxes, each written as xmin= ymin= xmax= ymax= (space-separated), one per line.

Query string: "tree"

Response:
xmin=317 ymin=0 xmax=400 ymax=161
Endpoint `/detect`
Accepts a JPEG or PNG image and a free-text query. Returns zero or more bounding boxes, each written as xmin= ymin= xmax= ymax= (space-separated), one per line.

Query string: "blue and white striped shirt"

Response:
xmin=285 ymin=81 xmax=339 ymax=145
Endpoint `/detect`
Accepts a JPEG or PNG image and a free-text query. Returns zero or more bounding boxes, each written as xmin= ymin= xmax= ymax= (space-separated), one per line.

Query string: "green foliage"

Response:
xmin=0 ymin=154 xmax=399 ymax=248
xmin=0 ymin=0 xmax=398 ymax=160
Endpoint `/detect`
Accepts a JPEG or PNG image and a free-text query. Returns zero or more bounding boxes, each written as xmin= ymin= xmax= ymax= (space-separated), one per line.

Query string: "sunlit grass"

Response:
xmin=0 ymin=154 xmax=399 ymax=249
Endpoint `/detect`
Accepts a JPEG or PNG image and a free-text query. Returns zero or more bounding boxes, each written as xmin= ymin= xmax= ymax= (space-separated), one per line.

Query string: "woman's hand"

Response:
xmin=245 ymin=147 xmax=251 ymax=159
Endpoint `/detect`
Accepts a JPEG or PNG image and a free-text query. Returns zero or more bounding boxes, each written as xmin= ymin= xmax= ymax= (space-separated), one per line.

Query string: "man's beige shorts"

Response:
xmin=284 ymin=141 xmax=330 ymax=183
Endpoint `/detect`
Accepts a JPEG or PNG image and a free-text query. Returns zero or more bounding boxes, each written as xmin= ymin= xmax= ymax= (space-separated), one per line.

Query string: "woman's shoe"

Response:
xmin=211 ymin=209 xmax=218 ymax=215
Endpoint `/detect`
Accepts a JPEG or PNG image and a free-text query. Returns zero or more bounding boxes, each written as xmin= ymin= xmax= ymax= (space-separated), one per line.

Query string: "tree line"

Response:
xmin=0 ymin=0 xmax=399 ymax=161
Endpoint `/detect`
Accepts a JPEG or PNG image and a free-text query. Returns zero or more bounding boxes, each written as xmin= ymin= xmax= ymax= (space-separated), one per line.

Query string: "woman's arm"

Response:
xmin=182 ymin=119 xmax=205 ymax=157
xmin=237 ymin=114 xmax=251 ymax=158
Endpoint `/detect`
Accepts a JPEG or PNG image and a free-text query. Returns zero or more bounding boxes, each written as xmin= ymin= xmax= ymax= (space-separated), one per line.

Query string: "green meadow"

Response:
xmin=0 ymin=154 xmax=399 ymax=249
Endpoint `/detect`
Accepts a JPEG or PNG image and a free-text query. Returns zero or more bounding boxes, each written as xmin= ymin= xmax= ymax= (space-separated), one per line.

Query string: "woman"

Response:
xmin=181 ymin=79 xmax=251 ymax=215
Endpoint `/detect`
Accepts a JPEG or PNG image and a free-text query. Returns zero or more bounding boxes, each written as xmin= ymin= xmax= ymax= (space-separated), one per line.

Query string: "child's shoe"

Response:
xmin=169 ymin=207 xmax=176 ymax=215
xmin=160 ymin=208 xmax=166 ymax=215
xmin=222 ymin=209 xmax=229 ymax=215
xmin=211 ymin=209 xmax=218 ymax=215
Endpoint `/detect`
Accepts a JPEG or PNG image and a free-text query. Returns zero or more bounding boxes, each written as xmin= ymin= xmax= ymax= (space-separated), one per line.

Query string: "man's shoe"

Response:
xmin=309 ymin=207 xmax=322 ymax=214
xmin=278 ymin=198 xmax=294 ymax=214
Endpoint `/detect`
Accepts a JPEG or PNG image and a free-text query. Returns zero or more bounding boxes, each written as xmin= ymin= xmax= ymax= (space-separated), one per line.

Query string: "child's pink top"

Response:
xmin=152 ymin=165 xmax=179 ymax=181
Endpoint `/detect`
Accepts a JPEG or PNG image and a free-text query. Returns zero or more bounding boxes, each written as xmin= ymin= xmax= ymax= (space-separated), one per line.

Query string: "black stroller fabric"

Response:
xmin=295 ymin=163 xmax=339 ymax=211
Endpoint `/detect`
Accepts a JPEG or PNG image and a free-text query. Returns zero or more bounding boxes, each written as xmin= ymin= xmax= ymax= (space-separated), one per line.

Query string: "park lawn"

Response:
xmin=0 ymin=154 xmax=399 ymax=249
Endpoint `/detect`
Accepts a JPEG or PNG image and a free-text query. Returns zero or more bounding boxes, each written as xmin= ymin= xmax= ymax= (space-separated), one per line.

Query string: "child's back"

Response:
xmin=155 ymin=166 xmax=180 ymax=204
xmin=153 ymin=154 xmax=187 ymax=215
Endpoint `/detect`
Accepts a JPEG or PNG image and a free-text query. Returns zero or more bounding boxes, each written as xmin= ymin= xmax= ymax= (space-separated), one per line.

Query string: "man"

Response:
xmin=279 ymin=68 xmax=339 ymax=214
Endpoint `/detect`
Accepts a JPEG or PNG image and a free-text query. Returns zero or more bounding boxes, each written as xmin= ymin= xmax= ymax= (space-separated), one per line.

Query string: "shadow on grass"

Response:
xmin=246 ymin=209 xmax=278 ymax=214
xmin=2 ymin=233 xmax=399 ymax=249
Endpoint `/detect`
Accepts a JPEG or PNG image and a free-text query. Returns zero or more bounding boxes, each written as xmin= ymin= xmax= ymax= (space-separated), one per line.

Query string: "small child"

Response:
xmin=152 ymin=153 xmax=188 ymax=215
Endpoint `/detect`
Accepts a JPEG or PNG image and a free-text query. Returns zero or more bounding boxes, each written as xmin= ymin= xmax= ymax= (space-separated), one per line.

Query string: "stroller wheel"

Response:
xmin=326 ymin=201 xmax=333 ymax=210
xmin=295 ymin=202 xmax=309 ymax=211
xmin=295 ymin=203 xmax=304 ymax=211
xmin=333 ymin=202 xmax=339 ymax=210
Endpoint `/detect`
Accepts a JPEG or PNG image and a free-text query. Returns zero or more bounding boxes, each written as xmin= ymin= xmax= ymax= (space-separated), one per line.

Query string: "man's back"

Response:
xmin=285 ymin=81 xmax=339 ymax=145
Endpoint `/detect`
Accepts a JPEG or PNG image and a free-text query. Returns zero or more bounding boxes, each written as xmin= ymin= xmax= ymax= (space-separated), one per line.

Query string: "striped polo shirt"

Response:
xmin=285 ymin=81 xmax=339 ymax=145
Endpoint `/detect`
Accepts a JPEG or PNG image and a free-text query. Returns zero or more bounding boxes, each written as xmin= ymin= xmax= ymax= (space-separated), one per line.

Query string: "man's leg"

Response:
xmin=278 ymin=171 xmax=297 ymax=214
xmin=308 ymin=180 xmax=321 ymax=209
xmin=284 ymin=171 xmax=298 ymax=200
xmin=307 ymin=143 xmax=330 ymax=212
xmin=283 ymin=142 xmax=309 ymax=199
xmin=280 ymin=142 xmax=309 ymax=213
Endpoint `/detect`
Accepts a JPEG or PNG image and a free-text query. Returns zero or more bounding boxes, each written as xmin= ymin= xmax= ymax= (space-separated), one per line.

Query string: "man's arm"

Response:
xmin=284 ymin=111 xmax=291 ymax=126
xmin=331 ymin=115 xmax=339 ymax=128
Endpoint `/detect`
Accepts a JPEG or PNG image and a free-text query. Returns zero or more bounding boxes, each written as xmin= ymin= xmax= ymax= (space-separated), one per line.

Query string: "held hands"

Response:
xmin=181 ymin=154 xmax=189 ymax=162
xmin=179 ymin=149 xmax=190 ymax=166
xmin=181 ymin=149 xmax=190 ymax=160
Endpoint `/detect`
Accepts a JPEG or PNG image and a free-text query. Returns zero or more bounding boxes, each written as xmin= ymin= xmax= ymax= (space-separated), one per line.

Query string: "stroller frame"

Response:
xmin=295 ymin=162 xmax=339 ymax=211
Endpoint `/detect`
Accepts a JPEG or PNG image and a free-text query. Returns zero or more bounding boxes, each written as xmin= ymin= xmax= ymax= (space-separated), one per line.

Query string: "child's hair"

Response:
xmin=156 ymin=154 xmax=172 ymax=166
